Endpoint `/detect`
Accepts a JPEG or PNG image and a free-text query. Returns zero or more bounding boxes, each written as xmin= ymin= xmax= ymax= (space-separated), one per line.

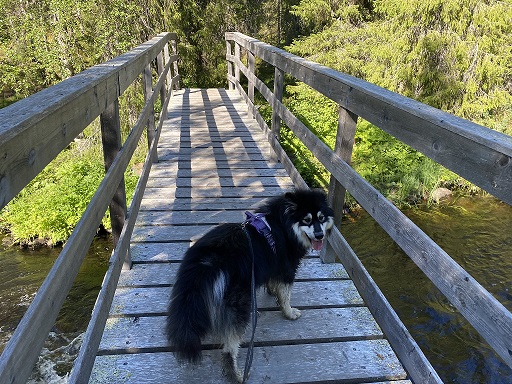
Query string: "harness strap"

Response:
xmin=244 ymin=211 xmax=276 ymax=254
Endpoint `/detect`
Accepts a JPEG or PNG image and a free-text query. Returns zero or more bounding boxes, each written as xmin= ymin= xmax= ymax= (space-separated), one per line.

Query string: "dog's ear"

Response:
xmin=284 ymin=191 xmax=295 ymax=201
xmin=283 ymin=192 xmax=298 ymax=214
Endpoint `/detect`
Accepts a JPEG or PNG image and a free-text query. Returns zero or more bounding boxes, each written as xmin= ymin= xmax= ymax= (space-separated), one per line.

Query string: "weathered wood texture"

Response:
xmin=89 ymin=88 xmax=410 ymax=383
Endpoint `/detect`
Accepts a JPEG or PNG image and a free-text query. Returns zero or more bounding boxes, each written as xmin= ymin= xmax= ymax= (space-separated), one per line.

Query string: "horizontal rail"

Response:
xmin=0 ymin=32 xmax=177 ymax=211
xmin=0 ymin=32 xmax=179 ymax=384
xmin=225 ymin=32 xmax=512 ymax=206
xmin=69 ymin=57 xmax=177 ymax=384
xmin=226 ymin=31 xmax=512 ymax=380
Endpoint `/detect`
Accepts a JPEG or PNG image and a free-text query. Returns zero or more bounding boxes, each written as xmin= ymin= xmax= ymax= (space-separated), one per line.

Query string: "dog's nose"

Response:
xmin=314 ymin=231 xmax=324 ymax=240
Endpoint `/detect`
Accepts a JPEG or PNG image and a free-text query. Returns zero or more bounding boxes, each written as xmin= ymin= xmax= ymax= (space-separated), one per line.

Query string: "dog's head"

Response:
xmin=284 ymin=189 xmax=334 ymax=251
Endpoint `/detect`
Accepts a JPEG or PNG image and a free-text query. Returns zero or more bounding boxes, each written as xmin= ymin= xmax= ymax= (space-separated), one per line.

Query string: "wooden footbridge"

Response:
xmin=0 ymin=32 xmax=511 ymax=384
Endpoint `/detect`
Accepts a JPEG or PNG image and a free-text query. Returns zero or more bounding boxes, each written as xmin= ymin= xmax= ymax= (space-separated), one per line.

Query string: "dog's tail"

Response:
xmin=166 ymin=262 xmax=226 ymax=363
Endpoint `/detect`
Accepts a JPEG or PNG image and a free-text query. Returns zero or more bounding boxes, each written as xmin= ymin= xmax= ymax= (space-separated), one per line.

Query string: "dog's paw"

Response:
xmin=221 ymin=352 xmax=244 ymax=383
xmin=283 ymin=307 xmax=301 ymax=320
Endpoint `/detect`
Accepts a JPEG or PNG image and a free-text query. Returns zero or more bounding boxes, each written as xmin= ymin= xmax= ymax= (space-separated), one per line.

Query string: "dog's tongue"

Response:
xmin=312 ymin=239 xmax=323 ymax=251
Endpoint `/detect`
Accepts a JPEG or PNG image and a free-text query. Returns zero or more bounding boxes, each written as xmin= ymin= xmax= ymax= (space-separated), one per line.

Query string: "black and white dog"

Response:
xmin=166 ymin=189 xmax=334 ymax=382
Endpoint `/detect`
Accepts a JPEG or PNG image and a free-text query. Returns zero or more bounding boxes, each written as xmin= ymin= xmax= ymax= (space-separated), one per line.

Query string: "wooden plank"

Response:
xmin=139 ymin=197 xmax=275 ymax=211
xmin=135 ymin=210 xmax=245 ymax=225
xmin=108 ymin=281 xmax=364 ymax=316
xmin=157 ymin=146 xmax=269 ymax=155
xmin=131 ymin=224 xmax=216 ymax=243
xmin=148 ymin=164 xmax=289 ymax=178
xmin=98 ymin=307 xmax=382 ymax=352
xmin=158 ymin=150 xmax=269 ymax=162
xmin=158 ymin=139 xmax=263 ymax=148
xmin=117 ymin=259 xmax=348 ymax=286
xmin=143 ymin=186 xmax=286 ymax=199
xmin=131 ymin=241 xmax=347 ymax=269
xmin=130 ymin=242 xmax=191 ymax=263
xmin=146 ymin=176 xmax=294 ymax=188
xmin=157 ymin=159 xmax=281 ymax=169
xmin=90 ymin=341 xmax=407 ymax=383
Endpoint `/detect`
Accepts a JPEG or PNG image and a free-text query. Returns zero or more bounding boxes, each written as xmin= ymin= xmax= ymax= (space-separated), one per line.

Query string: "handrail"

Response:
xmin=226 ymin=31 xmax=512 ymax=382
xmin=0 ymin=32 xmax=180 ymax=384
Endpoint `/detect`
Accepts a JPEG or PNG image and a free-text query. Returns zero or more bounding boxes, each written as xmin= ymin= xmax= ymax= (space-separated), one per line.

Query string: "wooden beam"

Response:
xmin=273 ymin=93 xmax=512 ymax=369
xmin=0 ymin=33 xmax=178 ymax=384
xmin=0 ymin=33 xmax=175 ymax=211
xmin=100 ymin=99 xmax=129 ymax=262
xmin=225 ymin=32 xmax=512 ymax=205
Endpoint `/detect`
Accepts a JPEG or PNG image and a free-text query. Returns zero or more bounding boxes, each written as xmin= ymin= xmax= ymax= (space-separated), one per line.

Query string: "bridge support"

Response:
xmin=100 ymin=99 xmax=131 ymax=269
xmin=322 ymin=106 xmax=358 ymax=263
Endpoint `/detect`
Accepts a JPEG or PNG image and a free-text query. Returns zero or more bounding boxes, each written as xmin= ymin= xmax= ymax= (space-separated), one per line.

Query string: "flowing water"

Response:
xmin=340 ymin=194 xmax=512 ymax=383
xmin=0 ymin=237 xmax=111 ymax=383
xmin=0 ymin=195 xmax=511 ymax=383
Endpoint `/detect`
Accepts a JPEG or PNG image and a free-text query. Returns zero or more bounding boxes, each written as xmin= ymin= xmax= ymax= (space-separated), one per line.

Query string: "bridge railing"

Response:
xmin=0 ymin=32 xmax=179 ymax=384
xmin=226 ymin=31 xmax=512 ymax=383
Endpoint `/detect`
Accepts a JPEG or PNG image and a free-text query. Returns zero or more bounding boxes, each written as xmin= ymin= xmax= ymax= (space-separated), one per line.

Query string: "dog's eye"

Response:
xmin=303 ymin=215 xmax=312 ymax=225
xmin=318 ymin=212 xmax=325 ymax=223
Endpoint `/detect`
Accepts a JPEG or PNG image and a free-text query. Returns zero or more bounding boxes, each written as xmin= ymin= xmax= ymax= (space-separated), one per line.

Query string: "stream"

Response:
xmin=0 ymin=237 xmax=111 ymax=383
xmin=340 ymin=194 xmax=512 ymax=383
xmin=0 ymin=194 xmax=511 ymax=383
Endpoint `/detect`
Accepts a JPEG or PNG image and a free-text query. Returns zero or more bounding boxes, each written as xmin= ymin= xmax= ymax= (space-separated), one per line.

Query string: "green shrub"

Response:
xmin=280 ymin=83 xmax=463 ymax=207
xmin=0 ymin=125 xmax=143 ymax=245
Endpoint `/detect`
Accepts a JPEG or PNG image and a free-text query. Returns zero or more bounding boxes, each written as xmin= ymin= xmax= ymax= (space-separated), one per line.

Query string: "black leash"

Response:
xmin=241 ymin=224 xmax=258 ymax=384
xmin=241 ymin=211 xmax=276 ymax=383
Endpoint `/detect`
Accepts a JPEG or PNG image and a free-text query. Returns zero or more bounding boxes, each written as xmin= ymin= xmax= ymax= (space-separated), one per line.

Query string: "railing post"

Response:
xmin=170 ymin=38 xmax=180 ymax=90
xmin=247 ymin=49 xmax=256 ymax=118
xmin=234 ymin=42 xmax=241 ymax=87
xmin=100 ymin=99 xmax=132 ymax=269
xmin=163 ymin=43 xmax=173 ymax=96
xmin=156 ymin=51 xmax=167 ymax=120
xmin=226 ymin=40 xmax=234 ymax=90
xmin=271 ymin=67 xmax=284 ymax=141
xmin=321 ymin=106 xmax=358 ymax=263
xmin=143 ymin=63 xmax=157 ymax=162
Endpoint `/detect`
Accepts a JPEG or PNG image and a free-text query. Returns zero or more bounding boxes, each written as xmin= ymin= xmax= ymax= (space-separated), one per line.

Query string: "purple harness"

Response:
xmin=244 ymin=211 xmax=276 ymax=254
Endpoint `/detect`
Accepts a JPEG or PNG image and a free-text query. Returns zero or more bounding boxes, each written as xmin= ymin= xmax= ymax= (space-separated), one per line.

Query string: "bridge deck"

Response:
xmin=89 ymin=88 xmax=411 ymax=383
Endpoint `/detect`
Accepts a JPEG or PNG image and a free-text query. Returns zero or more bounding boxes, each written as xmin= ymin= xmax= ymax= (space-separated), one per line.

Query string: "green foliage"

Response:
xmin=281 ymin=83 xmax=466 ymax=207
xmin=281 ymin=0 xmax=512 ymax=205
xmin=0 ymin=0 xmax=142 ymax=98
xmin=0 ymin=124 xmax=142 ymax=244
xmin=289 ymin=0 xmax=512 ymax=128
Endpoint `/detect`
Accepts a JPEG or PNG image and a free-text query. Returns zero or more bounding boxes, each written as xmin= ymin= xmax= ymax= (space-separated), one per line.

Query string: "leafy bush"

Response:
xmin=0 ymin=124 xmax=142 ymax=245
xmin=281 ymin=83 xmax=462 ymax=207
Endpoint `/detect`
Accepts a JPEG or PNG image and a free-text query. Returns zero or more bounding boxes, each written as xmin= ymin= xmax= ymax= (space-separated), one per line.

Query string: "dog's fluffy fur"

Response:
xmin=166 ymin=189 xmax=334 ymax=382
